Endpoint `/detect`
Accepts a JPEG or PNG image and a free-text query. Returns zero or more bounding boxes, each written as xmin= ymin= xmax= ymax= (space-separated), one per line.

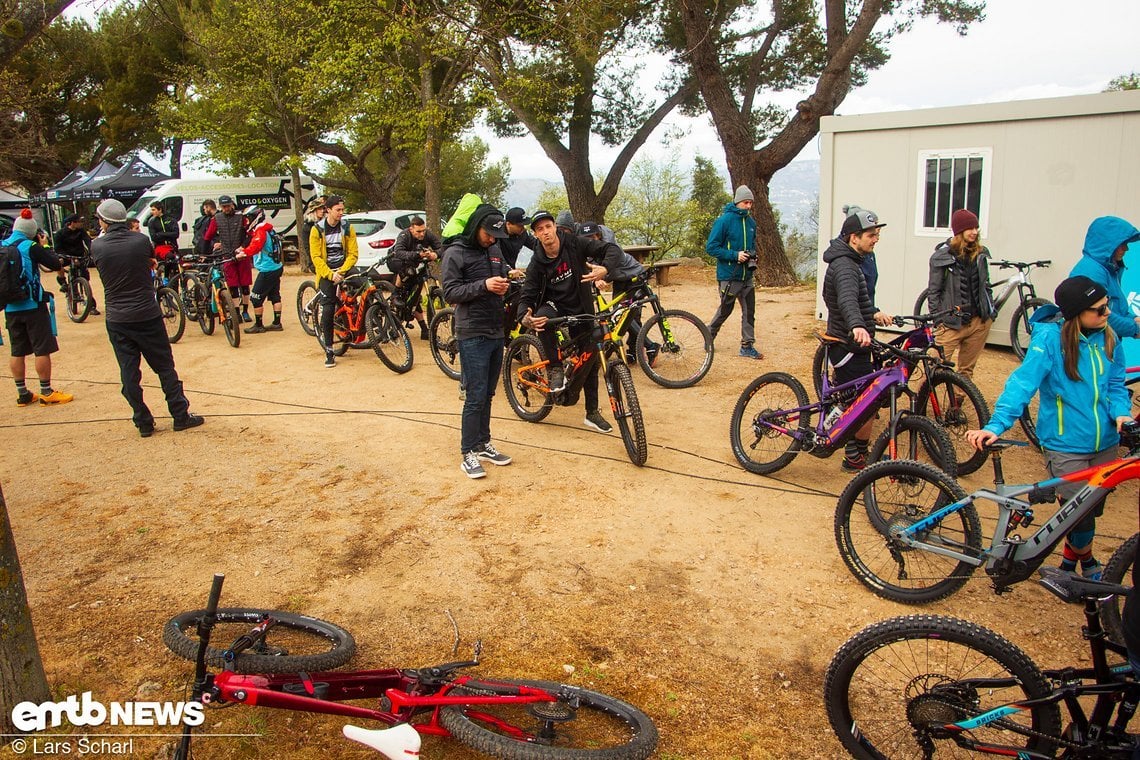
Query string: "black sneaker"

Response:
xmin=266 ymin=322 xmax=283 ymax=331
xmin=138 ymin=425 xmax=155 ymax=438
xmin=173 ymin=414 xmax=205 ymax=431
xmin=584 ymin=410 xmax=613 ymax=434
xmin=244 ymin=323 xmax=267 ymax=334
xmin=476 ymin=442 xmax=512 ymax=466
xmin=841 ymin=453 xmax=866 ymax=472
xmin=548 ymin=365 xmax=567 ymax=392
xmin=324 ymin=352 xmax=336 ymax=368
xmin=461 ymin=451 xmax=487 ymax=479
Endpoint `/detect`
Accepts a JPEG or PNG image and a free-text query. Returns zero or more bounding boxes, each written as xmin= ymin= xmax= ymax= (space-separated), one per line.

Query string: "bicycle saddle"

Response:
xmin=342 ymin=723 xmax=420 ymax=759
xmin=1038 ymin=566 xmax=1130 ymax=604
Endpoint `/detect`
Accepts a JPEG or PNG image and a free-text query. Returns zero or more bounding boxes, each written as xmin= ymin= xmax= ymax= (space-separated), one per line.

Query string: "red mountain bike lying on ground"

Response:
xmin=166 ymin=574 xmax=658 ymax=759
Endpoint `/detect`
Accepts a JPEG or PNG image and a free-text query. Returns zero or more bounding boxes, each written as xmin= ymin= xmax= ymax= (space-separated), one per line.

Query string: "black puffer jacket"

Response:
xmin=822 ymin=237 xmax=877 ymax=342
xmin=927 ymin=241 xmax=995 ymax=328
xmin=441 ymin=204 xmax=511 ymax=340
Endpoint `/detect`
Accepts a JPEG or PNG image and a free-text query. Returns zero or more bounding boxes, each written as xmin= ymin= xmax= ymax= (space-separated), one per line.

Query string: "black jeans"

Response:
xmin=458 ymin=335 xmax=504 ymax=454
xmin=106 ymin=318 xmax=190 ymax=429
xmin=535 ymin=303 xmax=599 ymax=411
xmin=318 ymin=278 xmax=338 ymax=350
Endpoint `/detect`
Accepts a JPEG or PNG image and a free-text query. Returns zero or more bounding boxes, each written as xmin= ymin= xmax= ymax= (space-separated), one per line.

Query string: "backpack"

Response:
xmin=0 ymin=244 xmax=31 ymax=309
xmin=264 ymin=229 xmax=283 ymax=263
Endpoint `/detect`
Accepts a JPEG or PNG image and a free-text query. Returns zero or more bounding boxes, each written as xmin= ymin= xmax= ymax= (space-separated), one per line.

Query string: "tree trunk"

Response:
xmin=168 ymin=137 xmax=183 ymax=179
xmin=290 ymin=164 xmax=313 ymax=273
xmin=0 ymin=0 xmax=76 ymax=72
xmin=419 ymin=48 xmax=443 ymax=233
xmin=0 ymin=484 xmax=50 ymax=741
xmin=734 ymin=171 xmax=797 ymax=286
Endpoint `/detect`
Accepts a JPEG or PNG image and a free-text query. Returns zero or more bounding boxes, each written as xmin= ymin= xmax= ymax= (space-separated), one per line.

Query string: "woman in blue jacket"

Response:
xmin=966 ymin=276 xmax=1132 ymax=579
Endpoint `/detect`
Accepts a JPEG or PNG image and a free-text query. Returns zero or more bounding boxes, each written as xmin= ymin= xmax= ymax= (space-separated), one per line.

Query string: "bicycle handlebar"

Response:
xmin=993 ymin=260 xmax=1051 ymax=270
xmin=894 ymin=308 xmax=956 ymax=327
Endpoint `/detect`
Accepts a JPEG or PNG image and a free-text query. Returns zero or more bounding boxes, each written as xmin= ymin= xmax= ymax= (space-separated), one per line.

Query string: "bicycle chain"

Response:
xmin=918 ymin=697 xmax=1077 ymax=750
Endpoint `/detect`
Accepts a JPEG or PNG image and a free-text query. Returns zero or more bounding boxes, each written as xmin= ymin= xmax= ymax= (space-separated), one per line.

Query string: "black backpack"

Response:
xmin=265 ymin=229 xmax=284 ymax=263
xmin=0 ymin=244 xmax=30 ymax=309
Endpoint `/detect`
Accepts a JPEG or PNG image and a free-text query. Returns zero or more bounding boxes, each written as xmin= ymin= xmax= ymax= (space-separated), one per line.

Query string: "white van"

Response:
xmin=126 ymin=175 xmax=318 ymax=253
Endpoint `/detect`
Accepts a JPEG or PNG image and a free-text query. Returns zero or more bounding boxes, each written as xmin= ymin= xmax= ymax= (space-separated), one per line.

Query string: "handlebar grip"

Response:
xmin=204 ymin=574 xmax=225 ymax=617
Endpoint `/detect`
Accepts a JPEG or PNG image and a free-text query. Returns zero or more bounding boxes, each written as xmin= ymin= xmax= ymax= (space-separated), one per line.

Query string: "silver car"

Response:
xmin=344 ymin=209 xmax=426 ymax=269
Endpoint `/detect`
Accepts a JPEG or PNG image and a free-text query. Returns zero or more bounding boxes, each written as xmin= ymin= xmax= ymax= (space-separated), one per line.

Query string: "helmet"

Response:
xmin=243 ymin=205 xmax=265 ymax=227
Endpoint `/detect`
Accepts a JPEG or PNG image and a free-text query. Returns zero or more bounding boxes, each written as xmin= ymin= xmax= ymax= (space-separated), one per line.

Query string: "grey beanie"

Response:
xmin=555 ymin=210 xmax=576 ymax=229
xmin=12 ymin=209 xmax=38 ymax=237
xmin=96 ymin=199 xmax=128 ymax=223
xmin=734 ymin=185 xmax=754 ymax=203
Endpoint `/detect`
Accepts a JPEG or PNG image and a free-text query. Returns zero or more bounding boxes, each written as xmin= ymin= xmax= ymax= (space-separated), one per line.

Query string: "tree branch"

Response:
xmin=0 ymin=0 xmax=76 ymax=72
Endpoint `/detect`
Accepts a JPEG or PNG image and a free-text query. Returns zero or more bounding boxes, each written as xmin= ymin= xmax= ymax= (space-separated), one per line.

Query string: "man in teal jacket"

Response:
xmin=1068 ymin=215 xmax=1140 ymax=340
xmin=706 ymin=185 xmax=761 ymax=359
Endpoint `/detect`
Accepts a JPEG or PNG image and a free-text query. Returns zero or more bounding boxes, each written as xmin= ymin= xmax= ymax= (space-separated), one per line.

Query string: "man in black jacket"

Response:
xmin=53 ymin=214 xmax=99 ymax=315
xmin=91 ymin=199 xmax=202 ymax=438
xmin=517 ymin=211 xmax=616 ymax=434
xmin=499 ymin=207 xmax=538 ymax=269
xmin=821 ymin=206 xmax=891 ymax=471
xmin=387 ymin=216 xmax=441 ymax=340
xmin=441 ymin=203 xmax=513 ymax=479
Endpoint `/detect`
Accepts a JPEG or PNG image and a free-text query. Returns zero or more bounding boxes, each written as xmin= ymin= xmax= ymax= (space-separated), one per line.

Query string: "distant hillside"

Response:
xmin=504 ymin=178 xmax=558 ymax=211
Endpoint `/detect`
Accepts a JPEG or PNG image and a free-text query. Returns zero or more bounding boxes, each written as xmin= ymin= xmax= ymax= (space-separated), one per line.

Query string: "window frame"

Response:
xmin=914 ymin=147 xmax=992 ymax=238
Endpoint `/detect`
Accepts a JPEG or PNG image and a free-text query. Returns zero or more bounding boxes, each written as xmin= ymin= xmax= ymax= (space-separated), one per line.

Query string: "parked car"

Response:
xmin=344 ymin=210 xmax=425 ymax=269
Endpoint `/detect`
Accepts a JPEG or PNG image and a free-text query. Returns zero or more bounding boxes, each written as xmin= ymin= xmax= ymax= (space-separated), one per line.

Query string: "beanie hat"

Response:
xmin=96 ymin=199 xmax=128 ymax=223
xmin=734 ymin=185 xmax=754 ymax=203
xmin=1054 ymin=276 xmax=1108 ymax=320
xmin=555 ymin=210 xmax=576 ymax=230
xmin=13 ymin=208 xmax=38 ymax=237
xmin=951 ymin=209 xmax=979 ymax=236
xmin=840 ymin=205 xmax=886 ymax=238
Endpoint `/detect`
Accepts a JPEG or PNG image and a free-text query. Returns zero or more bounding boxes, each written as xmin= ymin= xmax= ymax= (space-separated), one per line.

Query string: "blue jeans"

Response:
xmin=458 ymin=335 xmax=503 ymax=454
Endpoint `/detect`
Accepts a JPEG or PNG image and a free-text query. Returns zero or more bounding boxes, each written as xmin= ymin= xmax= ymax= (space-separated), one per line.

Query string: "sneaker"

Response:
xmin=244 ymin=323 xmax=267 ymax=334
xmin=1081 ymin=560 xmax=1104 ymax=582
xmin=16 ymin=392 xmax=38 ymax=407
xmin=461 ymin=451 xmax=486 ymax=479
xmin=419 ymin=327 xmax=430 ymax=341
xmin=138 ymin=425 xmax=154 ymax=438
xmin=584 ymin=410 xmax=613 ymax=434
xmin=476 ymin=442 xmax=512 ymax=466
xmin=90 ymin=308 xmax=101 ymax=316
xmin=173 ymin=414 xmax=205 ymax=431
xmin=739 ymin=345 xmax=763 ymax=360
xmin=548 ymin=365 xmax=567 ymax=393
xmin=841 ymin=453 xmax=866 ymax=472
xmin=241 ymin=311 xmax=252 ymax=323
xmin=266 ymin=322 xmax=283 ymax=331
xmin=324 ymin=353 xmax=336 ymax=368
xmin=39 ymin=389 xmax=74 ymax=405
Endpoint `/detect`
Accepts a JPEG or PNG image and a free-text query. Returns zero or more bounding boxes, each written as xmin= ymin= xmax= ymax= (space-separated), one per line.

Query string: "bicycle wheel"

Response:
xmin=196 ymin=284 xmax=216 ymax=336
xmin=163 ymin=607 xmax=356 ymax=675
xmin=429 ymin=307 xmax=462 ymax=380
xmin=218 ymin=290 xmax=241 ymax=348
xmin=503 ymin=334 xmax=553 ymax=422
xmin=1018 ymin=394 xmax=1041 ymax=450
xmin=1100 ymin=533 xmax=1137 ymax=646
xmin=178 ymin=273 xmax=202 ymax=321
xmin=158 ymin=287 xmax=186 ymax=343
xmin=810 ymin=342 xmax=836 ymax=400
xmin=366 ymin=302 xmax=413 ymax=373
xmin=425 ymin=284 xmax=446 ymax=324
xmin=867 ymin=414 xmax=958 ymax=477
xmin=729 ymin=372 xmax=810 ymax=475
xmin=835 ymin=459 xmax=981 ymax=604
xmin=1009 ymin=297 xmax=1050 ymax=360
xmin=609 ymin=362 xmax=647 ymax=466
xmin=912 ymin=287 xmax=931 ymax=317
xmin=440 ymin=678 xmax=658 ymax=760
xmin=914 ymin=369 xmax=991 ymax=475
xmin=66 ymin=277 xmax=94 ymax=322
xmin=824 ymin=615 xmax=1061 ymax=760
xmin=296 ymin=280 xmax=318 ymax=337
xmin=635 ymin=308 xmax=713 ymax=389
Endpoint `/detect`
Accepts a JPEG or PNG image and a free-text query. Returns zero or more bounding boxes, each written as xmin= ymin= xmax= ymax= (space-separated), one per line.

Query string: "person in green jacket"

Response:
xmin=706 ymin=186 xmax=761 ymax=359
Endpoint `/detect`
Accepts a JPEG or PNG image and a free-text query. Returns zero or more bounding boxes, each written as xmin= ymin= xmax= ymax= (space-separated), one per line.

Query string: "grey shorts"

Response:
xmin=1043 ymin=446 xmax=1118 ymax=517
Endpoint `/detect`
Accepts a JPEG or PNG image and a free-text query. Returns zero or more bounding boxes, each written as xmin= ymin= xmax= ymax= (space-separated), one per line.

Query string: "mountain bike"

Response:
xmin=913 ymin=258 xmax=1052 ymax=359
xmin=833 ymin=424 xmax=1140 ymax=604
xmin=177 ymin=254 xmax=241 ymax=347
xmin=503 ymin=308 xmax=648 ymax=466
xmin=824 ymin=567 xmax=1140 ymax=759
xmin=381 ymin=256 xmax=445 ymax=335
xmin=429 ymin=277 xmax=526 ymax=382
xmin=597 ymin=276 xmax=714 ymax=389
xmin=296 ymin=278 xmax=318 ymax=337
xmin=809 ymin=314 xmax=993 ymax=473
xmin=167 ymin=574 xmax=658 ymax=760
xmin=58 ymin=253 xmax=95 ymax=322
xmin=152 ymin=264 xmax=185 ymax=343
xmin=731 ymin=320 xmax=968 ymax=478
xmin=316 ymin=263 xmax=412 ymax=373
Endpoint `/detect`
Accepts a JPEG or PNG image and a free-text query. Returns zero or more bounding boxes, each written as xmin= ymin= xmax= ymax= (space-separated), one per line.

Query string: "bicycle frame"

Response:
xmin=510 ymin=308 xmax=628 ymax=400
xmin=330 ymin=278 xmax=379 ymax=343
xmin=594 ymin=280 xmax=659 ymax=347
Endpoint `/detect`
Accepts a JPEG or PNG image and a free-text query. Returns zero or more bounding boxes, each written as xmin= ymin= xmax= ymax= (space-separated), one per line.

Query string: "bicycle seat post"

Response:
xmin=990 ymin=447 xmax=1005 ymax=486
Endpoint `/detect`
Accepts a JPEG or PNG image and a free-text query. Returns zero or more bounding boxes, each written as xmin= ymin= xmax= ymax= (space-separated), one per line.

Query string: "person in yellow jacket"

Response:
xmin=308 ymin=196 xmax=358 ymax=367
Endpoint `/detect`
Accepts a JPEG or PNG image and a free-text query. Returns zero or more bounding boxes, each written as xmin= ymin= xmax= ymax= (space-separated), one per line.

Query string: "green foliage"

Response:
xmin=394 ymin=137 xmax=511 ymax=216
xmin=606 ymin=157 xmax=697 ymax=261
xmin=686 ymin=155 xmax=731 ymax=262
xmin=1106 ymin=72 xmax=1140 ymax=91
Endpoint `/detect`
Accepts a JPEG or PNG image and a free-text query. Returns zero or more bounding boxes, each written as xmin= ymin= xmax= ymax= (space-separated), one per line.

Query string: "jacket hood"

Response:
xmin=461 ymin=203 xmax=502 ymax=247
xmin=822 ymin=236 xmax=859 ymax=264
xmin=721 ymin=202 xmax=749 ymax=217
xmin=1082 ymin=216 xmax=1140 ymax=267
xmin=1028 ymin=303 xmax=1063 ymax=325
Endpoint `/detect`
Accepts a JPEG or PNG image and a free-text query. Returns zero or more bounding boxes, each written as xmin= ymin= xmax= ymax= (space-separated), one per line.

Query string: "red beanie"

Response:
xmin=950 ymin=209 xmax=979 ymax=236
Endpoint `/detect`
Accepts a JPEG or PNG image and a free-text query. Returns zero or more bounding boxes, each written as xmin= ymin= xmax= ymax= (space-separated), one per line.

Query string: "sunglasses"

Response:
xmin=1085 ymin=304 xmax=1110 ymax=316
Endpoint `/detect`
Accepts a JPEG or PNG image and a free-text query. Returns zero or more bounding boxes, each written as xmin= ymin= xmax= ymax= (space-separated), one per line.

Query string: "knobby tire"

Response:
xmin=428 ymin=307 xmax=462 ymax=381
xmin=296 ymin=280 xmax=318 ymax=337
xmin=218 ymin=290 xmax=241 ymax=348
xmin=367 ymin=301 xmax=413 ymax=373
xmin=729 ymin=372 xmax=810 ymax=475
xmin=159 ymin=287 xmax=186 ymax=343
xmin=867 ymin=414 xmax=958 ymax=477
xmin=67 ymin=277 xmax=94 ymax=323
xmin=503 ymin=334 xmax=553 ymax=422
xmin=1100 ymin=533 xmax=1137 ymax=646
xmin=914 ymin=370 xmax=991 ymax=475
xmin=1009 ymin=297 xmax=1050 ymax=360
xmin=609 ymin=362 xmax=647 ymax=466
xmin=634 ymin=309 xmax=713 ymax=389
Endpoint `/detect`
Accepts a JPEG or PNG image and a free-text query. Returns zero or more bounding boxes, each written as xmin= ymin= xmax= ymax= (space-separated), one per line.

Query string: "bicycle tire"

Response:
xmin=503 ymin=334 xmax=553 ymax=422
xmin=835 ymin=459 xmax=981 ymax=604
xmin=912 ymin=288 xmax=931 ymax=318
xmin=634 ymin=308 xmax=713 ymax=389
xmin=810 ymin=342 xmax=831 ymax=400
xmin=729 ymin=372 xmax=810 ymax=475
xmin=1009 ymin=297 xmax=1050 ymax=360
xmin=67 ymin=277 xmax=94 ymax=323
xmin=218 ymin=290 xmax=241 ymax=348
xmin=609 ymin=362 xmax=647 ymax=466
xmin=196 ymin=281 xmax=215 ymax=336
xmin=1018 ymin=398 xmax=1041 ymax=450
xmin=429 ymin=307 xmax=462 ymax=381
xmin=440 ymin=678 xmax=658 ymax=760
xmin=158 ymin=287 xmax=186 ymax=343
xmin=163 ymin=607 xmax=356 ymax=675
xmin=824 ymin=614 xmax=1061 ymax=760
xmin=178 ymin=273 xmax=202 ymax=322
xmin=914 ymin=369 xmax=991 ymax=475
xmin=1100 ymin=533 xmax=1137 ymax=646
xmin=867 ymin=414 xmax=958 ymax=477
xmin=296 ymin=280 xmax=318 ymax=337
xmin=426 ymin=285 xmax=446 ymax=325
xmin=366 ymin=302 xmax=414 ymax=373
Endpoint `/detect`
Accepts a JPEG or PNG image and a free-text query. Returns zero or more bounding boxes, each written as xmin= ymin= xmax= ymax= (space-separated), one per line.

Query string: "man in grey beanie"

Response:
xmin=706 ymin=184 xmax=761 ymax=359
xmin=90 ymin=199 xmax=202 ymax=437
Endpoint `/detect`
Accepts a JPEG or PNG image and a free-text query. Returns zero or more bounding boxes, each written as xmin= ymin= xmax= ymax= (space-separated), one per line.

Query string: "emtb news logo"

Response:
xmin=11 ymin=692 xmax=204 ymax=731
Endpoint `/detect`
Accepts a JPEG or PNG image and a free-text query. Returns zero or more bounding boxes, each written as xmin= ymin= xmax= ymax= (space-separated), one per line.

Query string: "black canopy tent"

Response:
xmin=89 ymin=156 xmax=169 ymax=203
xmin=65 ymin=160 xmax=123 ymax=201
xmin=37 ymin=166 xmax=89 ymax=202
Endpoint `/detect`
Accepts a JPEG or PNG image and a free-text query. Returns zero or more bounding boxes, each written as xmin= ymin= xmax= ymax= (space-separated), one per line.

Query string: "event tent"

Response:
xmin=65 ymin=160 xmax=123 ymax=201
xmin=86 ymin=156 xmax=169 ymax=202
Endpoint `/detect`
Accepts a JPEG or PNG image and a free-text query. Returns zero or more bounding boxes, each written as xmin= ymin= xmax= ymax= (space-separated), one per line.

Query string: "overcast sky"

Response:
xmin=486 ymin=0 xmax=1140 ymax=180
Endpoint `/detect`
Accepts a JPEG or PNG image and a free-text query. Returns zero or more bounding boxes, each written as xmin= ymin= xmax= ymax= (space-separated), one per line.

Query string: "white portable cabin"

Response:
xmin=815 ymin=89 xmax=1140 ymax=348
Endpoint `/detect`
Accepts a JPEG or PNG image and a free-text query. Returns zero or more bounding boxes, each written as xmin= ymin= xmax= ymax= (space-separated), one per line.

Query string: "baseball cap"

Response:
xmin=505 ymin=207 xmax=530 ymax=225
xmin=578 ymin=222 xmax=600 ymax=237
xmin=218 ymin=194 xmax=235 ymax=206
xmin=530 ymin=210 xmax=556 ymax=229
xmin=480 ymin=213 xmax=509 ymax=239
xmin=840 ymin=205 xmax=886 ymax=237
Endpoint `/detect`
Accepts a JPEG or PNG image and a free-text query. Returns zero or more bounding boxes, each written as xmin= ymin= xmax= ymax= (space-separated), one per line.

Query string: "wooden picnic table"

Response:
xmin=623 ymin=245 xmax=680 ymax=286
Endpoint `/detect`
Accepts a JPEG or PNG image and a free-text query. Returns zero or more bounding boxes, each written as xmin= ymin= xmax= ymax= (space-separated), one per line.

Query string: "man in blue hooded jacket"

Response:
xmin=1068 ymin=216 xmax=1140 ymax=340
xmin=706 ymin=185 xmax=761 ymax=359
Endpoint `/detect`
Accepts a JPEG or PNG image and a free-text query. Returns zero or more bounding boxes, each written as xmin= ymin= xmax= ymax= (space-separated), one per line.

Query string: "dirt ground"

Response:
xmin=2 ymin=263 xmax=1137 ymax=759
